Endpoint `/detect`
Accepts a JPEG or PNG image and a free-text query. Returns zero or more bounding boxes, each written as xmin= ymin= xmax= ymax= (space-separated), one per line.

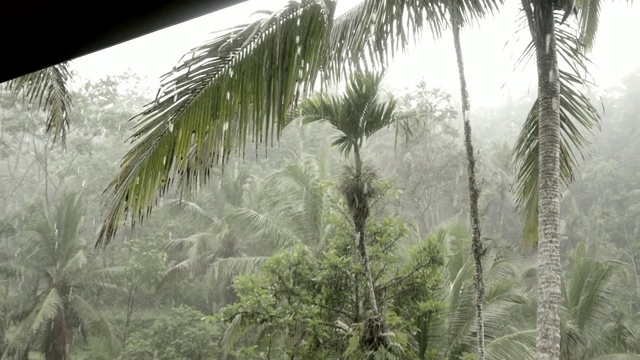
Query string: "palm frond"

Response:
xmin=62 ymin=249 xmax=88 ymax=273
xmin=576 ymin=0 xmax=603 ymax=50
xmin=69 ymin=294 xmax=118 ymax=350
xmin=206 ymin=256 xmax=268 ymax=287
xmin=84 ymin=266 xmax=128 ymax=284
xmin=165 ymin=232 xmax=215 ymax=256
xmin=163 ymin=198 xmax=216 ymax=225
xmin=158 ymin=258 xmax=195 ymax=290
xmin=30 ymin=288 xmax=63 ymax=334
xmin=4 ymin=63 xmax=72 ymax=146
xmin=226 ymin=207 xmax=303 ymax=249
xmin=97 ymin=0 xmax=331 ymax=246
xmin=299 ymin=70 xmax=396 ymax=157
xmin=325 ymin=0 xmax=503 ymax=81
xmin=485 ymin=330 xmax=536 ymax=360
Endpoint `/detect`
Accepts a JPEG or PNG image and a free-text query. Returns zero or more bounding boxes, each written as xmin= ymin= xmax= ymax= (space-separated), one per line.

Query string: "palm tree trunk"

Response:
xmin=357 ymin=226 xmax=379 ymax=315
xmin=525 ymin=1 xmax=563 ymax=358
xmin=46 ymin=314 xmax=70 ymax=360
xmin=452 ymin=15 xmax=485 ymax=360
xmin=353 ymin=147 xmax=379 ymax=316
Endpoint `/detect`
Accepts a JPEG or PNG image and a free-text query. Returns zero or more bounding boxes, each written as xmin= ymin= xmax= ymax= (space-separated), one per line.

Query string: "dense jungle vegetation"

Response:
xmin=1 ymin=66 xmax=639 ymax=359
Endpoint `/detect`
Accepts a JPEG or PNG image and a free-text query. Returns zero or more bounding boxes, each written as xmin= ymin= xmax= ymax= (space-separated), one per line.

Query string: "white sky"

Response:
xmin=71 ymin=0 xmax=640 ymax=107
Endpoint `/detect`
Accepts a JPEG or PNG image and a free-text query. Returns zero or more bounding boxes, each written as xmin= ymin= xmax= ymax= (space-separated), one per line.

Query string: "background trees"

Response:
xmin=2 ymin=63 xmax=640 ymax=358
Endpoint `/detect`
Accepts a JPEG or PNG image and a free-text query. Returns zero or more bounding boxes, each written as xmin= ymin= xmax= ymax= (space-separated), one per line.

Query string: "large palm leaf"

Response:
xmin=3 ymin=63 xmax=72 ymax=146
xmin=98 ymin=0 xmax=502 ymax=245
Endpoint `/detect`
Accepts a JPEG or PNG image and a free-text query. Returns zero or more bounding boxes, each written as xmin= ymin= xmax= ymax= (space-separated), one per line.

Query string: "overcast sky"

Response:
xmin=71 ymin=0 xmax=640 ymax=107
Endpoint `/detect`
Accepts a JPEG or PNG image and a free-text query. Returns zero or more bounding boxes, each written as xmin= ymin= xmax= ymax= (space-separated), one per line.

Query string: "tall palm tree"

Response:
xmin=514 ymin=1 xmax=605 ymax=358
xmin=0 ymin=192 xmax=119 ymax=360
xmin=297 ymin=70 xmax=395 ymax=353
xmin=449 ymin=3 xmax=490 ymax=357
xmin=96 ymin=0 xmax=501 ymax=246
xmin=2 ymin=63 xmax=73 ymax=146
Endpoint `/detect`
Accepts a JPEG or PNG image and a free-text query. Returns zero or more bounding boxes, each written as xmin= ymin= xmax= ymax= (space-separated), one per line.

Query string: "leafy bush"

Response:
xmin=120 ymin=306 xmax=222 ymax=360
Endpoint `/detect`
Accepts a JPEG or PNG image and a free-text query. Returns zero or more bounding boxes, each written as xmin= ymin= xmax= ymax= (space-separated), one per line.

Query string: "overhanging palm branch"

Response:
xmin=512 ymin=20 xmax=601 ymax=248
xmin=3 ymin=63 xmax=72 ymax=146
xmin=98 ymin=0 xmax=502 ymax=246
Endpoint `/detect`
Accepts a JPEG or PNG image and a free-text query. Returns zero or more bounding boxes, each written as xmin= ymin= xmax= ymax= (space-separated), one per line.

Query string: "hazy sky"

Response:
xmin=71 ymin=0 xmax=640 ymax=107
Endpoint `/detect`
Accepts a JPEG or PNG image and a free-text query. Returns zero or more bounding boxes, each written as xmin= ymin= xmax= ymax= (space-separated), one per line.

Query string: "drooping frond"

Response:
xmin=69 ymin=294 xmax=119 ymax=351
xmin=30 ymin=288 xmax=63 ymax=334
xmin=226 ymin=207 xmax=303 ymax=249
xmin=576 ymin=0 xmax=603 ymax=50
xmin=97 ymin=0 xmax=332 ymax=246
xmin=164 ymin=198 xmax=216 ymax=225
xmin=206 ymin=256 xmax=269 ymax=288
xmin=62 ymin=249 xmax=88 ymax=273
xmin=485 ymin=330 xmax=536 ymax=360
xmin=326 ymin=0 xmax=437 ymax=81
xmin=4 ymin=63 xmax=72 ymax=146
xmin=326 ymin=0 xmax=504 ymax=81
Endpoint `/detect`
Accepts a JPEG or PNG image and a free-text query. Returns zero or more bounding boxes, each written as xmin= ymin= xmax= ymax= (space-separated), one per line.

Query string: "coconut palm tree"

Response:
xmin=297 ymin=70 xmax=395 ymax=353
xmin=2 ymin=63 xmax=72 ymax=146
xmin=161 ymin=154 xmax=333 ymax=310
xmin=0 ymin=192 xmax=119 ymax=360
xmin=514 ymin=1 xmax=609 ymax=357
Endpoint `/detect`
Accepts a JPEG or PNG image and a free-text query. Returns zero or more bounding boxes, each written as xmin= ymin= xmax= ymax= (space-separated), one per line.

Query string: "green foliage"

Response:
xmin=120 ymin=305 xmax=222 ymax=360
xmin=219 ymin=211 xmax=445 ymax=358
xmin=3 ymin=63 xmax=73 ymax=146
xmin=1 ymin=192 xmax=120 ymax=359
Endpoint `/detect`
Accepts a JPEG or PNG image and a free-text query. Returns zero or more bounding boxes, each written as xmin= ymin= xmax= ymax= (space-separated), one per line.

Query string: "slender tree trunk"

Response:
xmin=357 ymin=225 xmax=379 ymax=315
xmin=353 ymin=147 xmax=379 ymax=316
xmin=451 ymin=15 xmax=485 ymax=360
xmin=524 ymin=1 xmax=563 ymax=358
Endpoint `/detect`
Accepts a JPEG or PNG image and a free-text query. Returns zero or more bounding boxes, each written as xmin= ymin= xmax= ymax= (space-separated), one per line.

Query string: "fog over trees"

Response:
xmin=1 ymin=0 xmax=640 ymax=359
